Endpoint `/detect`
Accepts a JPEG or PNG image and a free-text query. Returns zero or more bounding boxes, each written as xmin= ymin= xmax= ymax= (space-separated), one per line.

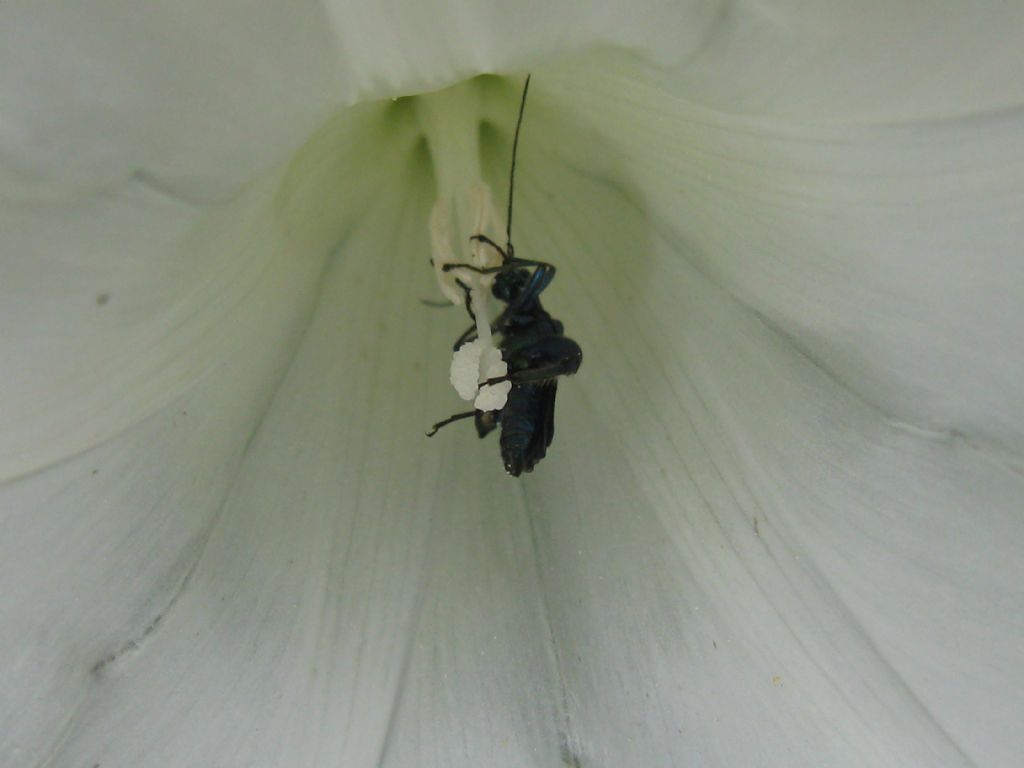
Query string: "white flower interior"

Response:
xmin=2 ymin=10 xmax=1024 ymax=766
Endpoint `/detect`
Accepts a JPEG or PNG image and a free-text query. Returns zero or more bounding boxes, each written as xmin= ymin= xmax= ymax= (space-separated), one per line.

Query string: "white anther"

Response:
xmin=450 ymin=340 xmax=485 ymax=400
xmin=474 ymin=347 xmax=512 ymax=411
xmin=448 ymin=339 xmax=511 ymax=412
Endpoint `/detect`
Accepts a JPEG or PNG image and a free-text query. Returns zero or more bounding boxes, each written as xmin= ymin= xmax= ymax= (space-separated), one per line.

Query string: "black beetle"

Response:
xmin=427 ymin=76 xmax=583 ymax=476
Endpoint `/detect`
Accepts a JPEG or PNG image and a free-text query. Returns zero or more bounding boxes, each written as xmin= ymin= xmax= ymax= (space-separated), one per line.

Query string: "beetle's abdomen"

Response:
xmin=500 ymin=384 xmax=554 ymax=476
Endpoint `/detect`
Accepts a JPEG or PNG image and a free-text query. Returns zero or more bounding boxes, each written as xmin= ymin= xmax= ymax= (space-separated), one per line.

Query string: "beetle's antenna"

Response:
xmin=505 ymin=74 xmax=531 ymax=259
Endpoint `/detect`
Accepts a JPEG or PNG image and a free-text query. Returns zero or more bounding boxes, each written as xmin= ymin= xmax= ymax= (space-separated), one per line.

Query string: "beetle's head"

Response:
xmin=492 ymin=267 xmax=530 ymax=304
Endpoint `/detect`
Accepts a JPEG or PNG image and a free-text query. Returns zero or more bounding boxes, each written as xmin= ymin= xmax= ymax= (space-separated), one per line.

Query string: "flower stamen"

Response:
xmin=429 ymin=183 xmax=511 ymax=412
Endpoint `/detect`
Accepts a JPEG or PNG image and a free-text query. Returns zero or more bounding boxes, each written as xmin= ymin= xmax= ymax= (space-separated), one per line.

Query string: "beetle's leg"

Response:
xmin=426 ymin=410 xmax=478 ymax=437
xmin=442 ymin=257 xmax=552 ymax=277
xmin=455 ymin=278 xmax=475 ymax=323
xmin=469 ymin=233 xmax=510 ymax=263
xmin=441 ymin=262 xmax=504 ymax=276
xmin=448 ymin=277 xmax=486 ymax=350
xmin=477 ymin=374 xmax=511 ymax=387
xmin=452 ymin=323 xmax=479 ymax=351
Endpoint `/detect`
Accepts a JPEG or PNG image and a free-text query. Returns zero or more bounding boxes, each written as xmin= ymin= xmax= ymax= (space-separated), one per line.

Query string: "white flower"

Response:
xmin=2 ymin=3 xmax=1023 ymax=767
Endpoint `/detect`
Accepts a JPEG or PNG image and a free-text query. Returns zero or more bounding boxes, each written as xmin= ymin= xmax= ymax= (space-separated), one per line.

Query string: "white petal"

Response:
xmin=22 ymin=68 xmax=1023 ymax=767
xmin=36 ymin=154 xmax=565 ymax=767
xmin=319 ymin=0 xmax=724 ymax=99
xmin=660 ymin=2 xmax=1024 ymax=119
xmin=0 ymin=0 xmax=722 ymax=199
xmin=0 ymin=176 xmax=311 ymax=480
xmin=0 ymin=2 xmax=348 ymax=198
xmin=1 ymin=338 xmax=292 ymax=764
xmin=495 ymin=93 xmax=1024 ymax=765
xmin=0 ymin=100 xmax=418 ymax=480
xmin=1 ymin=101 xmax=422 ymax=760
xmin=539 ymin=53 xmax=1024 ymax=451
